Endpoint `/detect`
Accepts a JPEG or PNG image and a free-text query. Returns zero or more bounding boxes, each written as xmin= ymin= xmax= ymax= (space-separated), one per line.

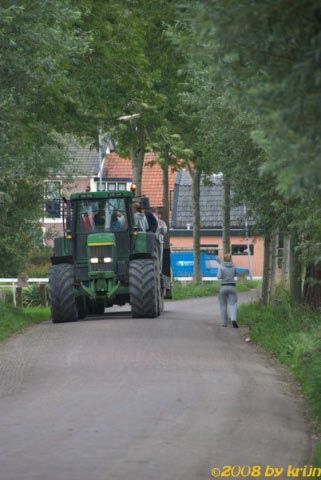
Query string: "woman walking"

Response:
xmin=217 ymin=252 xmax=239 ymax=328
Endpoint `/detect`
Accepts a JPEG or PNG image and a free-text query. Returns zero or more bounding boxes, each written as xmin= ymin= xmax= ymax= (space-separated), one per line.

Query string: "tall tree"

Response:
xmin=0 ymin=1 xmax=88 ymax=275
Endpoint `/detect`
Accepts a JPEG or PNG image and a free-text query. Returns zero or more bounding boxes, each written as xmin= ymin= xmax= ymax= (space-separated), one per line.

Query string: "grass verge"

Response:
xmin=238 ymin=298 xmax=321 ymax=466
xmin=171 ymin=278 xmax=261 ymax=300
xmin=0 ymin=302 xmax=50 ymax=342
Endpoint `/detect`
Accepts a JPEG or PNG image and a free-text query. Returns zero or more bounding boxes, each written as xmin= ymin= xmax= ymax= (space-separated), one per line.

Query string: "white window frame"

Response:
xmin=117 ymin=182 xmax=127 ymax=191
xmin=96 ymin=181 xmax=106 ymax=192
xmin=94 ymin=180 xmax=131 ymax=192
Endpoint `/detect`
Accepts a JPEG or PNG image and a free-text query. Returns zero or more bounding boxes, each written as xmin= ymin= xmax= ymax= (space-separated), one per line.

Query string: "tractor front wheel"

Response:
xmin=49 ymin=264 xmax=77 ymax=323
xmin=129 ymin=259 xmax=158 ymax=318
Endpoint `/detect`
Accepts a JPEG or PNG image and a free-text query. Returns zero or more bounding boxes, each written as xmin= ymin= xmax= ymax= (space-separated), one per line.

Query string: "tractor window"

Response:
xmin=77 ymin=198 xmax=128 ymax=233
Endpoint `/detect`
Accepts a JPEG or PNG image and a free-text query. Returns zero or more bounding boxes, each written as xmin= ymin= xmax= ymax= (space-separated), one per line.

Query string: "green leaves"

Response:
xmin=0 ymin=0 xmax=88 ymax=275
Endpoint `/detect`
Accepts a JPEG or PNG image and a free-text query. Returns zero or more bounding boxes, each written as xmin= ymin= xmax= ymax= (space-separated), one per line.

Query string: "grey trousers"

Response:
xmin=218 ymin=286 xmax=238 ymax=325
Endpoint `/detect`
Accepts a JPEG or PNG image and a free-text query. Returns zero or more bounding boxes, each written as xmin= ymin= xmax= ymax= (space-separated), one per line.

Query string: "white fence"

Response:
xmin=0 ymin=278 xmax=48 ymax=307
xmin=0 ymin=276 xmax=261 ymax=307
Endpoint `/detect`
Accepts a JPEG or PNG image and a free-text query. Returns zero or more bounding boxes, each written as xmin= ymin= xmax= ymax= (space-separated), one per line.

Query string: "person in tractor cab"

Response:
xmin=94 ymin=207 xmax=105 ymax=228
xmin=111 ymin=210 xmax=127 ymax=231
xmin=80 ymin=201 xmax=95 ymax=232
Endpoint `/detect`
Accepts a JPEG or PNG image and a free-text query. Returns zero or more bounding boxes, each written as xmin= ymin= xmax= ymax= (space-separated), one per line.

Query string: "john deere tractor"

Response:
xmin=47 ymin=190 xmax=171 ymax=323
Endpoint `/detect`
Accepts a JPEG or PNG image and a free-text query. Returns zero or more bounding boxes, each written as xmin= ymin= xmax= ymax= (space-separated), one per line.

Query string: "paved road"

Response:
xmin=0 ymin=291 xmax=310 ymax=480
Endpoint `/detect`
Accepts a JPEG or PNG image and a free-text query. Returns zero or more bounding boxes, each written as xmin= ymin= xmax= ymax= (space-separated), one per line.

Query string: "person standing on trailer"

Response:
xmin=133 ymin=202 xmax=149 ymax=231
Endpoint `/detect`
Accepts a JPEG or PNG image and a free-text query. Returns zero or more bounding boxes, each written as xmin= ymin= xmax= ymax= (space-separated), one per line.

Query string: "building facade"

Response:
xmin=43 ymin=145 xmax=264 ymax=276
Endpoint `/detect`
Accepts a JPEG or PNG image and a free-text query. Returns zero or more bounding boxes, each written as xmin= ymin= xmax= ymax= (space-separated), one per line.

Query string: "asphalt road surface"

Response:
xmin=0 ymin=291 xmax=311 ymax=480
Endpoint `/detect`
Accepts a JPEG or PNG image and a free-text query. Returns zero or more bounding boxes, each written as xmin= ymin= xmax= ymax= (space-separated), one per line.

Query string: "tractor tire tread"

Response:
xmin=129 ymin=259 xmax=158 ymax=318
xmin=49 ymin=264 xmax=77 ymax=323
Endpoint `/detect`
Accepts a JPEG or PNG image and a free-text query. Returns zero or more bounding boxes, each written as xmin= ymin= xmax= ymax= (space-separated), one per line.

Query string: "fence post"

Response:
xmin=12 ymin=281 xmax=16 ymax=307
xmin=39 ymin=284 xmax=47 ymax=306
xmin=16 ymin=288 xmax=23 ymax=307
xmin=16 ymin=273 xmax=29 ymax=308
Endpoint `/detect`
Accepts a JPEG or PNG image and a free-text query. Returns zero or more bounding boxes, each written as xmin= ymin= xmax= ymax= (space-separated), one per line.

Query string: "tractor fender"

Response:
xmin=51 ymin=255 xmax=74 ymax=266
xmin=129 ymin=252 xmax=153 ymax=261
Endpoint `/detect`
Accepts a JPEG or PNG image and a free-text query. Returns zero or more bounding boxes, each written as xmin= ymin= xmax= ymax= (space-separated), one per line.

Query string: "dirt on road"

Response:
xmin=0 ymin=291 xmax=311 ymax=480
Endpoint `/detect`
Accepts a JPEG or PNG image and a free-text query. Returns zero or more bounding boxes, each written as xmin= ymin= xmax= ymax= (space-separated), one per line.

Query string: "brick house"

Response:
xmin=90 ymin=152 xmax=177 ymax=211
xmin=43 ymin=146 xmax=177 ymax=241
xmin=170 ymin=170 xmax=264 ymax=277
xmin=43 ymin=141 xmax=99 ymax=242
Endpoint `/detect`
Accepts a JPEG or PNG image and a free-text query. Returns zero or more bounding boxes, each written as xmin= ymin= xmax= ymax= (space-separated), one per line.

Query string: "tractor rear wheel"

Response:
xmin=49 ymin=264 xmax=77 ymax=323
xmin=129 ymin=259 xmax=158 ymax=318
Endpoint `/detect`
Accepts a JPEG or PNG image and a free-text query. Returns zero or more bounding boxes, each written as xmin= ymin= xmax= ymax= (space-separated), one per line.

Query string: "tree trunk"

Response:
xmin=222 ymin=175 xmax=231 ymax=254
xmin=131 ymin=148 xmax=145 ymax=197
xmin=289 ymin=233 xmax=302 ymax=303
xmin=161 ymin=162 xmax=170 ymax=249
xmin=192 ymin=169 xmax=201 ymax=283
xmin=261 ymin=233 xmax=271 ymax=305
xmin=303 ymin=262 xmax=321 ymax=308
xmin=129 ymin=127 xmax=145 ymax=197
xmin=161 ymin=161 xmax=171 ymax=281
xmin=281 ymin=234 xmax=291 ymax=290
xmin=270 ymin=230 xmax=279 ymax=297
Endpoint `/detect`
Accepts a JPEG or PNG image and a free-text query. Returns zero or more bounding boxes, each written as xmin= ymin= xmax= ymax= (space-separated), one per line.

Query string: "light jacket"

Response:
xmin=134 ymin=212 xmax=149 ymax=231
xmin=217 ymin=261 xmax=236 ymax=283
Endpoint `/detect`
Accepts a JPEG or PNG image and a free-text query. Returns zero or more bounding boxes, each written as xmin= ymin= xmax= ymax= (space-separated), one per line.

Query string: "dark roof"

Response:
xmin=67 ymin=139 xmax=99 ymax=176
xmin=54 ymin=136 xmax=99 ymax=177
xmin=171 ymin=170 xmax=248 ymax=229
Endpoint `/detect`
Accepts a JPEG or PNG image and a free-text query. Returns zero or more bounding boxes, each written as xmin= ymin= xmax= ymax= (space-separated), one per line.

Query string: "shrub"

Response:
xmin=23 ymin=284 xmax=49 ymax=307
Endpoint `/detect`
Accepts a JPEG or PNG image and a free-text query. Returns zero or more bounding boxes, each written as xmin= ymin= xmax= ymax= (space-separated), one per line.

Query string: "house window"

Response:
xmin=201 ymin=244 xmax=218 ymax=255
xmin=44 ymin=181 xmax=61 ymax=218
xmin=96 ymin=182 xmax=106 ymax=192
xmin=232 ymin=244 xmax=254 ymax=255
xmin=45 ymin=181 xmax=61 ymax=200
xmin=95 ymin=181 xmax=129 ymax=192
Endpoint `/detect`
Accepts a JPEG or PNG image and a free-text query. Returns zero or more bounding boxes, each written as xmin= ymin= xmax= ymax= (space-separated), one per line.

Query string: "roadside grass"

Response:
xmin=171 ymin=278 xmax=260 ymax=300
xmin=0 ymin=302 xmax=50 ymax=342
xmin=238 ymin=298 xmax=321 ymax=466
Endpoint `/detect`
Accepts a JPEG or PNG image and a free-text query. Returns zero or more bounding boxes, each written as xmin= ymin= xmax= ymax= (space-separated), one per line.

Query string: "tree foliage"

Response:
xmin=0 ymin=1 xmax=87 ymax=275
xmin=179 ymin=0 xmax=321 ymax=303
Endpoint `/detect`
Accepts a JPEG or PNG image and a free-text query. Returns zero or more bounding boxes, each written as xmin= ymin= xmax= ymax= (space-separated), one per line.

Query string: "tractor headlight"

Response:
xmin=90 ymin=257 xmax=99 ymax=264
xmin=103 ymin=257 xmax=112 ymax=263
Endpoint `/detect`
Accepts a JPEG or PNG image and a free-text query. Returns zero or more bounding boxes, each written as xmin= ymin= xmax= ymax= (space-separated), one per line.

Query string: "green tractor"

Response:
xmin=47 ymin=190 xmax=171 ymax=322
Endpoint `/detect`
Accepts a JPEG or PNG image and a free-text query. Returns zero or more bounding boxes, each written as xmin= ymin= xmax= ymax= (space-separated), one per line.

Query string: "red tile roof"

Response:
xmin=105 ymin=153 xmax=132 ymax=178
xmin=104 ymin=152 xmax=177 ymax=209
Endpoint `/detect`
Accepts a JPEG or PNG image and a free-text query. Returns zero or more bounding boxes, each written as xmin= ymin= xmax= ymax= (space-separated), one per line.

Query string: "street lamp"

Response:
xmin=118 ymin=113 xmax=140 ymax=122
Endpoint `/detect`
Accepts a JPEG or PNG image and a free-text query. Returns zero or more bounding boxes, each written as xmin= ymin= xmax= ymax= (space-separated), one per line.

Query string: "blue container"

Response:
xmin=170 ymin=251 xmax=194 ymax=277
xmin=170 ymin=251 xmax=249 ymax=278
